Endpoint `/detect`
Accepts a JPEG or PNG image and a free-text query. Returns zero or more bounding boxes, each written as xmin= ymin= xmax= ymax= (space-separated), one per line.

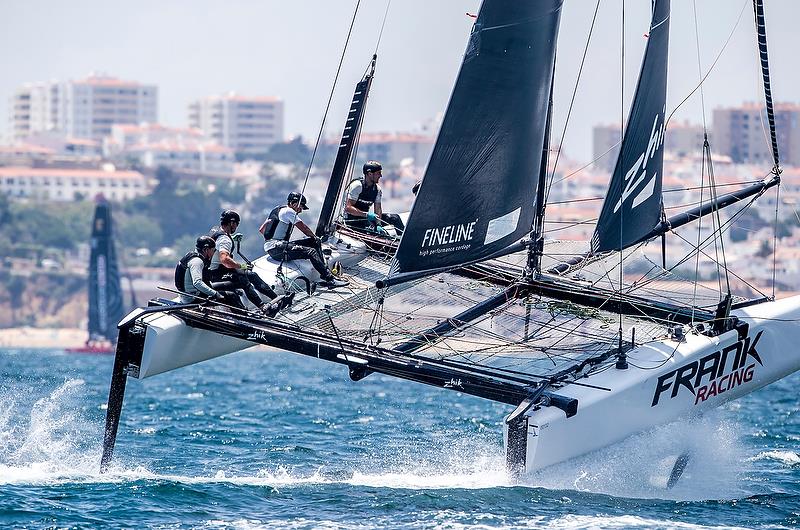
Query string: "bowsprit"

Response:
xmin=651 ymin=331 xmax=764 ymax=407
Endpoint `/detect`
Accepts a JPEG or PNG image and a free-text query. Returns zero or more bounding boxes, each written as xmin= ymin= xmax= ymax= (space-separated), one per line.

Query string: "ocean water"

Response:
xmin=1 ymin=347 xmax=798 ymax=529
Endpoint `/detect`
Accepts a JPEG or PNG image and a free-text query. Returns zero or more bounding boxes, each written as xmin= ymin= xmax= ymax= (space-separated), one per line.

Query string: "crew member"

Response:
xmin=261 ymin=192 xmax=348 ymax=288
xmin=343 ymin=160 xmax=405 ymax=235
xmin=174 ymin=235 xmax=243 ymax=308
xmin=209 ymin=209 xmax=291 ymax=315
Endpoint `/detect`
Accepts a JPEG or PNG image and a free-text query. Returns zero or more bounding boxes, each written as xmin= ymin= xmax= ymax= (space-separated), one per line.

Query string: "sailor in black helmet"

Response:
xmin=343 ymin=160 xmax=405 ymax=235
xmin=174 ymin=235 xmax=242 ymax=308
xmin=261 ymin=192 xmax=348 ymax=288
xmin=209 ymin=210 xmax=292 ymax=316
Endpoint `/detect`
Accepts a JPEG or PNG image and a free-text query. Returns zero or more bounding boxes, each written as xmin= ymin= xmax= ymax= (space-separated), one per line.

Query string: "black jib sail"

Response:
xmin=88 ymin=198 xmax=124 ymax=342
xmin=591 ymin=0 xmax=670 ymax=253
xmin=391 ymin=0 xmax=563 ymax=275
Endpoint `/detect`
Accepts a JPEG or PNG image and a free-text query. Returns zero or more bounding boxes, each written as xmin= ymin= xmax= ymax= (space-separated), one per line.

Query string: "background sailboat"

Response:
xmin=67 ymin=197 xmax=125 ymax=354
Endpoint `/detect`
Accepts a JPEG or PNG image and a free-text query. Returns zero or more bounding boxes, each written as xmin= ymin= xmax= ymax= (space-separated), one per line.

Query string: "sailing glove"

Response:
xmin=239 ymin=263 xmax=253 ymax=271
xmin=231 ymin=232 xmax=244 ymax=242
xmin=366 ymin=212 xmax=377 ymax=222
xmin=375 ymin=225 xmax=387 ymax=235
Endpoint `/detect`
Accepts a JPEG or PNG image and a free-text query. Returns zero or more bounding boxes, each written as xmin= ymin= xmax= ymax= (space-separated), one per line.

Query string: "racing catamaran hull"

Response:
xmin=509 ymin=296 xmax=800 ymax=474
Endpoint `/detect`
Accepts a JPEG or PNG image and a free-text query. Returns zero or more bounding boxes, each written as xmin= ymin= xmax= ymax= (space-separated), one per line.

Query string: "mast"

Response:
xmin=527 ymin=67 xmax=556 ymax=276
xmin=315 ymin=56 xmax=377 ymax=238
xmin=753 ymin=0 xmax=780 ymax=172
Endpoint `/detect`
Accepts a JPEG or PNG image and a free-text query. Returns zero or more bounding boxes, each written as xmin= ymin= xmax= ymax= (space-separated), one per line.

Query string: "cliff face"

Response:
xmin=0 ymin=271 xmax=88 ymax=328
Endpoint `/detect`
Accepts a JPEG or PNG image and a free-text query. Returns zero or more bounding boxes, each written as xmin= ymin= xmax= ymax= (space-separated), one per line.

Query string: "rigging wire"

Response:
xmin=617 ymin=0 xmax=626 ymax=355
xmin=299 ymin=0 xmax=362 ymax=199
xmin=690 ymin=0 xmax=707 ymax=323
xmin=543 ymin=0 xmax=601 ymax=208
xmin=664 ymin=0 xmax=748 ymax=129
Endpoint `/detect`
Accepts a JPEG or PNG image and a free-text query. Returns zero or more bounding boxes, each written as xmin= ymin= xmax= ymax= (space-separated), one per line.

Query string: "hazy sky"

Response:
xmin=1 ymin=0 xmax=797 ymax=162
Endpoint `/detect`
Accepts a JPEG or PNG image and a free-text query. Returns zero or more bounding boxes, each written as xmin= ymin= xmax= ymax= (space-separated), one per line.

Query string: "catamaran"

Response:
xmin=100 ymin=0 xmax=797 ymax=483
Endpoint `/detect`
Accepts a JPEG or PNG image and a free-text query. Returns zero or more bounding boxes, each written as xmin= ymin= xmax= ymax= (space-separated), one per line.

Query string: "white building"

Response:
xmin=188 ymin=93 xmax=283 ymax=154
xmin=10 ymin=74 xmax=157 ymax=142
xmin=105 ymin=123 xmax=204 ymax=156
xmin=130 ymin=142 xmax=235 ymax=176
xmin=357 ymin=133 xmax=435 ymax=169
xmin=106 ymin=123 xmax=235 ymax=176
xmin=0 ymin=166 xmax=148 ymax=201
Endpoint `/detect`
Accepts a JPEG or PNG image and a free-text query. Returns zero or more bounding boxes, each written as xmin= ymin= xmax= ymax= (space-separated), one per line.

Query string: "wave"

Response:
xmin=751 ymin=450 xmax=800 ymax=466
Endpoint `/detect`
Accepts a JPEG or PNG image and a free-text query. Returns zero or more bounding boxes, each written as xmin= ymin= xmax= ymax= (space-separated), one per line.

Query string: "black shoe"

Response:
xmin=259 ymin=303 xmax=279 ymax=318
xmin=282 ymin=291 xmax=296 ymax=308
xmin=318 ymin=277 xmax=349 ymax=288
xmin=271 ymin=292 xmax=294 ymax=312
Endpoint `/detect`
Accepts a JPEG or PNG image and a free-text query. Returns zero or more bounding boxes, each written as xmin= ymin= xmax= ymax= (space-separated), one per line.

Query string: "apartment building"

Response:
xmin=188 ymin=93 xmax=283 ymax=154
xmin=713 ymin=102 xmax=800 ymax=166
xmin=592 ymin=121 xmax=708 ymax=172
xmin=0 ymin=166 xmax=148 ymax=201
xmin=9 ymin=74 xmax=157 ymax=142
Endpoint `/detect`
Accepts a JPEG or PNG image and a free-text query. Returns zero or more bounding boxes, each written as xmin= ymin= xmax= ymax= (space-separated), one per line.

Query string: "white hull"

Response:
xmin=132 ymin=234 xmax=368 ymax=379
xmin=509 ymin=295 xmax=800 ymax=473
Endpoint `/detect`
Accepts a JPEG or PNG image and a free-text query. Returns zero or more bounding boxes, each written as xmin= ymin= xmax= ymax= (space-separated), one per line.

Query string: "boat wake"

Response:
xmin=530 ymin=411 xmax=750 ymax=500
xmin=0 ymin=379 xmax=766 ymax=501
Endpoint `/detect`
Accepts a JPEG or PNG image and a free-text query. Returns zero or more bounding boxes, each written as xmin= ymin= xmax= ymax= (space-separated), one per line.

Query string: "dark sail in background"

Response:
xmin=88 ymin=198 xmax=124 ymax=342
xmin=591 ymin=0 xmax=670 ymax=253
xmin=391 ymin=0 xmax=563 ymax=275
xmin=316 ymin=57 xmax=376 ymax=237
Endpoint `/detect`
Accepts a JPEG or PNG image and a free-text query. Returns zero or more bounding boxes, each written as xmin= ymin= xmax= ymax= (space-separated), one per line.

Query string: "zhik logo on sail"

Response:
xmin=613 ymin=108 xmax=665 ymax=213
xmin=651 ymin=330 xmax=764 ymax=407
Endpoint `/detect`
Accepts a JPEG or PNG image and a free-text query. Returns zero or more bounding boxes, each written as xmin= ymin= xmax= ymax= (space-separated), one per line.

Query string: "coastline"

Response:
xmin=0 ymin=327 xmax=87 ymax=349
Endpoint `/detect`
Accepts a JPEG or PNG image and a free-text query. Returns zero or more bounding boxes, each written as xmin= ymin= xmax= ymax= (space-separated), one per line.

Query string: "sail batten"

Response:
xmin=591 ymin=0 xmax=670 ymax=253
xmin=392 ymin=0 xmax=563 ymax=275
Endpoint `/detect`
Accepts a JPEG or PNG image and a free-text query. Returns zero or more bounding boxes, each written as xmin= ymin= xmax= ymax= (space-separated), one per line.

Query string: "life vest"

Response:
xmin=208 ymin=226 xmax=227 ymax=241
xmin=261 ymin=206 xmax=288 ymax=241
xmin=264 ymin=205 xmax=294 ymax=242
xmin=174 ymin=251 xmax=209 ymax=292
xmin=345 ymin=178 xmax=380 ymax=218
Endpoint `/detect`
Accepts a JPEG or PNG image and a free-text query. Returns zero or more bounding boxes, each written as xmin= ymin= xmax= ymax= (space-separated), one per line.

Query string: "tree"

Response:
xmin=263 ymin=137 xmax=312 ymax=165
xmin=154 ymin=165 xmax=179 ymax=195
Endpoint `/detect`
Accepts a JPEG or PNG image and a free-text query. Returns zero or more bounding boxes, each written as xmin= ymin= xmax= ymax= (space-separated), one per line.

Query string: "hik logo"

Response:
xmin=651 ymin=330 xmax=764 ymax=407
xmin=613 ymin=108 xmax=665 ymax=213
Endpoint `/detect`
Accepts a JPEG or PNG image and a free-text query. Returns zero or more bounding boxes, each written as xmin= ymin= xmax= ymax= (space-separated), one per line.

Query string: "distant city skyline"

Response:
xmin=2 ymin=1 xmax=798 ymax=162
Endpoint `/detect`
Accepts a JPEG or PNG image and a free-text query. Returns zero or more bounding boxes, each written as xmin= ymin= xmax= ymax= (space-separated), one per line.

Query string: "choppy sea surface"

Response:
xmin=1 ymin=347 xmax=798 ymax=529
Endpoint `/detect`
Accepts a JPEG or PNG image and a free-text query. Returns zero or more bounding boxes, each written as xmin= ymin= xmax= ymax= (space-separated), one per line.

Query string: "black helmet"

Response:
xmin=220 ymin=209 xmax=240 ymax=225
xmin=287 ymin=191 xmax=309 ymax=210
xmin=363 ymin=160 xmax=382 ymax=174
xmin=196 ymin=235 xmax=216 ymax=251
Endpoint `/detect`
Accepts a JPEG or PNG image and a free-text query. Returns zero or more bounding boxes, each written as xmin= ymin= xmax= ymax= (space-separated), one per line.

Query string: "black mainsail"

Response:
xmin=88 ymin=198 xmax=124 ymax=343
xmin=392 ymin=0 xmax=564 ymax=275
xmin=591 ymin=0 xmax=670 ymax=253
